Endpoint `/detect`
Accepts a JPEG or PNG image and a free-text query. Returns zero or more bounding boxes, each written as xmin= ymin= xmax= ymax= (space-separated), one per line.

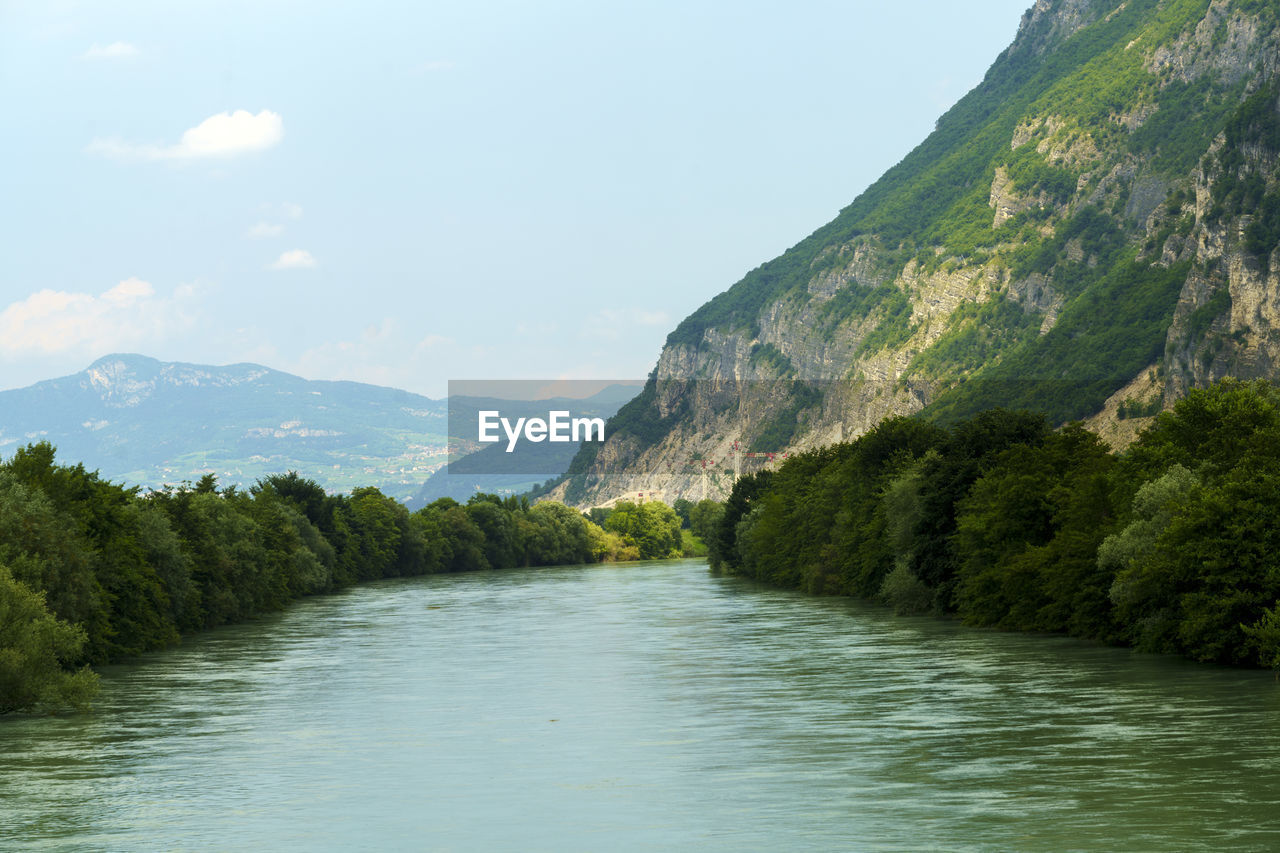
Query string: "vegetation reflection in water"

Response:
xmin=2 ymin=559 xmax=1280 ymax=851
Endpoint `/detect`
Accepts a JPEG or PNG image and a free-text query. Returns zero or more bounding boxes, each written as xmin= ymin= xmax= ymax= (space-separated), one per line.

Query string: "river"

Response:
xmin=3 ymin=559 xmax=1279 ymax=851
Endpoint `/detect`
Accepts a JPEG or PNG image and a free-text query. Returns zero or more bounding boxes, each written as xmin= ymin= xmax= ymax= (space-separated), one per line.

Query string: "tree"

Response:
xmin=465 ymin=498 xmax=519 ymax=569
xmin=605 ymin=501 xmax=682 ymax=559
xmin=687 ymin=500 xmax=724 ymax=544
xmin=709 ymin=471 xmax=774 ymax=570
xmin=910 ymin=409 xmax=1049 ymax=610
xmin=954 ymin=423 xmax=1118 ymax=636
xmin=0 ymin=563 xmax=98 ymax=714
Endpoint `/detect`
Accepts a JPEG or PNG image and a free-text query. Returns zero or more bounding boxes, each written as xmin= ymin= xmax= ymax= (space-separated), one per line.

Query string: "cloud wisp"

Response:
xmin=268 ymin=249 xmax=318 ymax=270
xmin=87 ymin=109 xmax=284 ymax=161
xmin=0 ymin=279 xmax=196 ymax=356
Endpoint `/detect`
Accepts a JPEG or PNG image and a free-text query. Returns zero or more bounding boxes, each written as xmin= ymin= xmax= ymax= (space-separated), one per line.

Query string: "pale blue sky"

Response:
xmin=1 ymin=0 xmax=1030 ymax=396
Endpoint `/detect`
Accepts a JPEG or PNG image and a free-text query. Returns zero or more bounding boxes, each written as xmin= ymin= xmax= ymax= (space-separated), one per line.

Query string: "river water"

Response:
xmin=3 ymin=559 xmax=1280 ymax=851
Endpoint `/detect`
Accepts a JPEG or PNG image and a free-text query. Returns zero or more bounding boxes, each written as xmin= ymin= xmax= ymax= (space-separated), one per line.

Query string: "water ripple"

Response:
xmin=3 ymin=559 xmax=1280 ymax=851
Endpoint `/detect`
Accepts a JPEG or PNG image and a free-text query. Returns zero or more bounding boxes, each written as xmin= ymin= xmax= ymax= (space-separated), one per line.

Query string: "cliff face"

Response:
xmin=554 ymin=0 xmax=1280 ymax=507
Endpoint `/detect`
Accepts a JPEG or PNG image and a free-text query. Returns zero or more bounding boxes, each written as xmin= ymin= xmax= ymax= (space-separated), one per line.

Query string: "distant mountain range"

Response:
xmin=406 ymin=384 xmax=641 ymax=508
xmin=0 ymin=354 xmax=641 ymax=503
xmin=0 ymin=354 xmax=448 ymax=499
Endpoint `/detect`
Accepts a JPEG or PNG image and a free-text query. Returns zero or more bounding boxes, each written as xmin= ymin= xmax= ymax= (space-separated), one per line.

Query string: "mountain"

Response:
xmin=552 ymin=0 xmax=1280 ymax=507
xmin=0 ymin=354 xmax=448 ymax=498
xmin=406 ymin=384 xmax=642 ymax=508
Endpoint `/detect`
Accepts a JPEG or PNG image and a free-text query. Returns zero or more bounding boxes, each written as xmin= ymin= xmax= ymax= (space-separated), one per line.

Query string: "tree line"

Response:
xmin=709 ymin=378 xmax=1280 ymax=671
xmin=0 ymin=445 xmax=698 ymax=715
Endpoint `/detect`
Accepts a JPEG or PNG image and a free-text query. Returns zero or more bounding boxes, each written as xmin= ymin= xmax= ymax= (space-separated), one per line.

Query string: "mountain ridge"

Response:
xmin=0 ymin=353 xmax=449 ymax=497
xmin=552 ymin=0 xmax=1280 ymax=507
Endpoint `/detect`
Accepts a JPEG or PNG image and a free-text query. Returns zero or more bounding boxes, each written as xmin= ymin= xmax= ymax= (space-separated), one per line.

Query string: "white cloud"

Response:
xmin=0 ymin=278 xmax=197 ymax=356
xmin=268 ymin=249 xmax=318 ymax=270
xmin=246 ymin=222 xmax=284 ymax=239
xmin=83 ymin=41 xmax=138 ymax=60
xmin=282 ymin=202 xmax=303 ymax=219
xmin=87 ymin=109 xmax=284 ymax=161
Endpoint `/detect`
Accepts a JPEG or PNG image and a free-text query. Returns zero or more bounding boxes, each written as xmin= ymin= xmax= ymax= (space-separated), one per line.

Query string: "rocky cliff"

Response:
xmin=552 ymin=0 xmax=1280 ymax=507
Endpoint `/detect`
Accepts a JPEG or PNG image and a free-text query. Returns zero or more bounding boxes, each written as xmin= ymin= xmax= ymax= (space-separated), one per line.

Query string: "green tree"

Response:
xmin=0 ymin=564 xmax=98 ymax=714
xmin=605 ymin=501 xmax=682 ymax=559
xmin=954 ymin=424 xmax=1118 ymax=636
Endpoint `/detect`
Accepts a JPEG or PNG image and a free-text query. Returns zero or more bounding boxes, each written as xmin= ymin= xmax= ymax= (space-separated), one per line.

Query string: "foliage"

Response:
xmin=748 ymin=383 xmax=824 ymax=452
xmin=604 ymin=501 xmax=683 ymax=560
xmin=1245 ymin=191 xmax=1280 ymax=273
xmin=1002 ymin=144 xmax=1077 ymax=206
xmin=0 ymin=564 xmax=98 ymax=714
xmin=954 ymin=424 xmax=1120 ymax=637
xmin=1008 ymin=205 xmax=1125 ymax=284
xmin=0 ymin=443 xmax=638 ymax=714
xmin=854 ymin=289 xmax=917 ymax=356
xmin=661 ymin=0 xmax=1181 ymax=349
xmin=688 ymin=499 xmax=724 ymax=545
xmin=1117 ymin=395 xmax=1163 ymax=420
xmin=909 ymin=295 xmax=1042 ymax=378
xmin=560 ymin=374 xmax=689 ymax=505
xmin=816 ymin=282 xmax=904 ymax=333
xmin=712 ymin=379 xmax=1280 ymax=670
xmin=1129 ymin=76 xmax=1247 ymax=176
xmin=1184 ymin=286 xmax=1232 ymax=343
xmin=680 ymin=530 xmax=708 ymax=558
xmin=925 ymin=258 xmax=1191 ymax=425
xmin=748 ymin=343 xmax=794 ymax=375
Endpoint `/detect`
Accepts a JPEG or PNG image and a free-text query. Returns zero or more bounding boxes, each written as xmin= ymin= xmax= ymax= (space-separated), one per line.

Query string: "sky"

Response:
xmin=0 ymin=0 xmax=1031 ymax=398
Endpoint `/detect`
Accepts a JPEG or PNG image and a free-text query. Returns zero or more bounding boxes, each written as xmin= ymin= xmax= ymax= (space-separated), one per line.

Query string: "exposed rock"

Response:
xmin=1147 ymin=0 xmax=1275 ymax=86
xmin=990 ymin=166 xmax=1057 ymax=226
xmin=1125 ymin=174 xmax=1171 ymax=225
xmin=1085 ymin=364 xmax=1163 ymax=450
xmin=1008 ymin=272 xmax=1065 ymax=334
xmin=1010 ymin=0 xmax=1108 ymax=58
xmin=558 ymin=0 xmax=1280 ymax=507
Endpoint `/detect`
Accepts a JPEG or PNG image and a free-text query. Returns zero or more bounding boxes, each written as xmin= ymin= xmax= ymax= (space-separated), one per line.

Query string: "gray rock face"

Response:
xmin=1011 ymin=0 xmax=1105 ymax=58
xmin=1148 ymin=0 xmax=1277 ymax=86
xmin=558 ymin=0 xmax=1280 ymax=506
xmin=82 ymin=354 xmax=272 ymax=408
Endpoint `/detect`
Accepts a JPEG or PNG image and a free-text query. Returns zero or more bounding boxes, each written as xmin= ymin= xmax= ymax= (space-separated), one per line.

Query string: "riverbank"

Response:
xmin=709 ymin=379 xmax=1280 ymax=671
xmin=0 ymin=446 xmax=694 ymax=715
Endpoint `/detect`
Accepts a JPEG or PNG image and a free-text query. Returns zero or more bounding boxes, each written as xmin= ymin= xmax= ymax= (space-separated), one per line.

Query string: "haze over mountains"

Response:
xmin=551 ymin=0 xmax=1280 ymax=507
xmin=0 ymin=355 xmax=642 ymax=503
xmin=406 ymin=383 xmax=642 ymax=507
xmin=0 ymin=354 xmax=448 ymax=499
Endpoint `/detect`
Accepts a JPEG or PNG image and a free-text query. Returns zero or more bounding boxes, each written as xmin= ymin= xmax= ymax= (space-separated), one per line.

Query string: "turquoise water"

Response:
xmin=3 ymin=559 xmax=1280 ymax=851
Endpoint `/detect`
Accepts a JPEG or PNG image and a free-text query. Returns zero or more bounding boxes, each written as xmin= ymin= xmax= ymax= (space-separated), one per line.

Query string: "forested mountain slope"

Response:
xmin=554 ymin=0 xmax=1280 ymax=506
